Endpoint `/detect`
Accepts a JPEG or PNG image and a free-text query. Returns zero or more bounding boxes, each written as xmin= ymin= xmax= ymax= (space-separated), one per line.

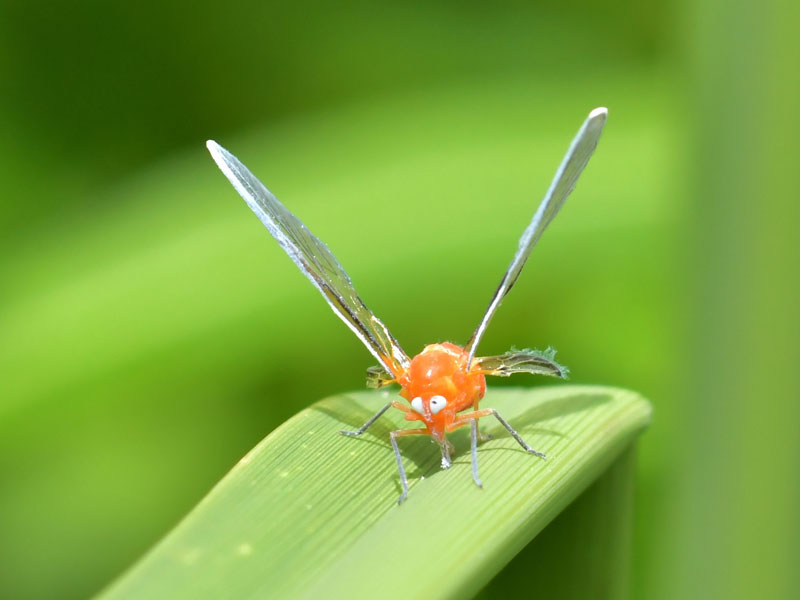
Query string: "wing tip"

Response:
xmin=206 ymin=140 xmax=240 ymax=177
xmin=584 ymin=107 xmax=608 ymax=138
xmin=589 ymin=106 xmax=608 ymax=121
xmin=586 ymin=106 xmax=608 ymax=128
xmin=206 ymin=139 xmax=225 ymax=161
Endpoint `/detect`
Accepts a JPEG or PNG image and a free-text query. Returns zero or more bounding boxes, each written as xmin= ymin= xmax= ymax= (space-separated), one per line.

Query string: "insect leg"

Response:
xmin=390 ymin=428 xmax=428 ymax=504
xmin=439 ymin=439 xmax=454 ymax=469
xmin=451 ymin=409 xmax=546 ymax=459
xmin=339 ymin=401 xmax=393 ymax=437
xmin=470 ymin=419 xmax=483 ymax=488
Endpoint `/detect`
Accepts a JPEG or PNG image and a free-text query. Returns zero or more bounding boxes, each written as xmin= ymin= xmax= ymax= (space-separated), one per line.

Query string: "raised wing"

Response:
xmin=474 ymin=348 xmax=568 ymax=379
xmin=207 ymin=141 xmax=410 ymax=377
xmin=465 ymin=107 xmax=608 ymax=365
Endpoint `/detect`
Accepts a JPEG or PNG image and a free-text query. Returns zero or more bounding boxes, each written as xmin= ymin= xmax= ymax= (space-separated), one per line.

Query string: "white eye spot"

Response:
xmin=429 ymin=395 xmax=447 ymax=415
xmin=411 ymin=397 xmax=424 ymax=415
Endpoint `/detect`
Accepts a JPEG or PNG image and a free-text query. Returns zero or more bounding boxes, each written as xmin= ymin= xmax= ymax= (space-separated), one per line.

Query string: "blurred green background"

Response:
xmin=1 ymin=0 xmax=797 ymax=598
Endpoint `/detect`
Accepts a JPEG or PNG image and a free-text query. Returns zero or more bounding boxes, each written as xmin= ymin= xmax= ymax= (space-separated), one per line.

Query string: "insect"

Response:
xmin=207 ymin=107 xmax=607 ymax=503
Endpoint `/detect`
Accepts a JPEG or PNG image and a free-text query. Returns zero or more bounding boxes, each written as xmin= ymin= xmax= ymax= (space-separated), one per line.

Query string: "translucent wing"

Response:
xmin=206 ymin=141 xmax=410 ymax=376
xmin=474 ymin=348 xmax=568 ymax=379
xmin=465 ymin=107 xmax=608 ymax=365
xmin=365 ymin=365 xmax=397 ymax=389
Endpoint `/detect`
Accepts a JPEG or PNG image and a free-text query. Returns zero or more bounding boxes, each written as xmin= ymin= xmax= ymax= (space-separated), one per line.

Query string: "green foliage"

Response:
xmin=100 ymin=386 xmax=650 ymax=599
xmin=0 ymin=73 xmax=675 ymax=600
xmin=478 ymin=446 xmax=638 ymax=600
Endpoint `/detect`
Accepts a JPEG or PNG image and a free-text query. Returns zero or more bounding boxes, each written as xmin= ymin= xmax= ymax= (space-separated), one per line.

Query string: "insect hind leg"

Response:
xmin=488 ymin=408 xmax=546 ymax=459
xmin=449 ymin=409 xmax=546 ymax=459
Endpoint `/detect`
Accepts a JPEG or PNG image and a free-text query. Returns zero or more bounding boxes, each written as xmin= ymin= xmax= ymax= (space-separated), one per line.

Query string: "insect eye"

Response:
xmin=411 ymin=397 xmax=424 ymax=415
xmin=429 ymin=395 xmax=447 ymax=415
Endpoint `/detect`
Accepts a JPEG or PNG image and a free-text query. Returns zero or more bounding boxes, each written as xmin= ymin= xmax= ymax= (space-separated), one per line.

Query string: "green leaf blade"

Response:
xmin=99 ymin=386 xmax=650 ymax=600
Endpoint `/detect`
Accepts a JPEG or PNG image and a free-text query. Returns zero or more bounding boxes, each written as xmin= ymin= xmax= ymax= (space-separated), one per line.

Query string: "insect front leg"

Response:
xmin=443 ymin=417 xmax=483 ymax=488
xmin=439 ymin=438 xmax=455 ymax=469
xmin=470 ymin=419 xmax=483 ymax=488
xmin=340 ymin=401 xmax=407 ymax=437
xmin=390 ymin=428 xmax=428 ymax=504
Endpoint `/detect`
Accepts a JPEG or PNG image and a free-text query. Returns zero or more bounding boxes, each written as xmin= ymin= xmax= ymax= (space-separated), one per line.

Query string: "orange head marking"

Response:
xmin=399 ymin=343 xmax=486 ymax=442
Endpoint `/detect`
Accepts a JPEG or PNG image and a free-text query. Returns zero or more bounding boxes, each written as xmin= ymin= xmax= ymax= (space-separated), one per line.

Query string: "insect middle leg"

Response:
xmin=340 ymin=401 xmax=408 ymax=437
xmin=390 ymin=428 xmax=429 ymax=504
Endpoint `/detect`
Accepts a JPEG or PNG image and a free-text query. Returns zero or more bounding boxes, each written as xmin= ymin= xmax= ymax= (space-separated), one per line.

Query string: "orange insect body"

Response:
xmin=396 ymin=343 xmax=486 ymax=442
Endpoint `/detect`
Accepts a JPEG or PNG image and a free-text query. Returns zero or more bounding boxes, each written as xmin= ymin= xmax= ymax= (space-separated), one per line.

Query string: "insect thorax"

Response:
xmin=400 ymin=343 xmax=485 ymax=411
